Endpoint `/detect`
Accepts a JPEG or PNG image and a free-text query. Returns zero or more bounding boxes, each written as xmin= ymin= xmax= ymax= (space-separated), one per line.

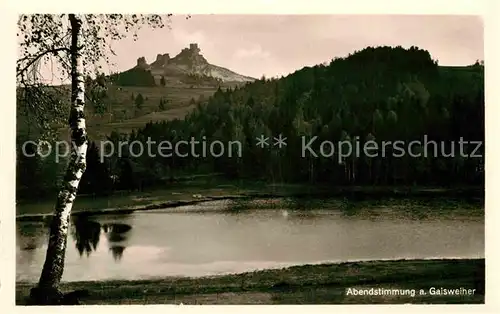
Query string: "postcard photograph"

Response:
xmin=14 ymin=12 xmax=485 ymax=306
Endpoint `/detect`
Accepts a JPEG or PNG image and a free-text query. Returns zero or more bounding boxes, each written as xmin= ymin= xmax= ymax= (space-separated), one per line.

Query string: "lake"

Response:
xmin=16 ymin=199 xmax=484 ymax=282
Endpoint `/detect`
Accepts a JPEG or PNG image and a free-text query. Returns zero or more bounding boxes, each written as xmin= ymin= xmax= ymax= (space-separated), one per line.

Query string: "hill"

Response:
xmin=89 ymin=45 xmax=483 ymax=192
xmin=139 ymin=43 xmax=255 ymax=83
xmin=113 ymin=43 xmax=255 ymax=87
xmin=17 ymin=43 xmax=254 ymax=142
xmin=16 ymin=45 xmax=484 ymax=199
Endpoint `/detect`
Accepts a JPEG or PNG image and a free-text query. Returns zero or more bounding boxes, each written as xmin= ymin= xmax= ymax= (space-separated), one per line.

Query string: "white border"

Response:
xmin=1 ymin=0 xmax=499 ymax=313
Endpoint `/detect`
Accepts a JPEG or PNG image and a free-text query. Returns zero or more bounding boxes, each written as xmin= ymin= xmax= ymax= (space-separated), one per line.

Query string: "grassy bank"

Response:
xmin=16 ymin=258 xmax=484 ymax=305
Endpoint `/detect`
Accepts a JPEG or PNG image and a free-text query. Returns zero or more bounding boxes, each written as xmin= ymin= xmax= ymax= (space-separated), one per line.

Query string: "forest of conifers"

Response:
xmin=16 ymin=46 xmax=484 ymax=199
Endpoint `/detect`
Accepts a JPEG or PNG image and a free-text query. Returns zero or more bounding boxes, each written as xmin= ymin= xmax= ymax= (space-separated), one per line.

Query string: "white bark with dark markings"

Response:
xmin=31 ymin=14 xmax=88 ymax=303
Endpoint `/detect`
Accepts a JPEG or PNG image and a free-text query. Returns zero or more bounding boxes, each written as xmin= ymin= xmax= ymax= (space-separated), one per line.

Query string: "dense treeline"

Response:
xmin=109 ymin=68 xmax=156 ymax=86
xmin=16 ymin=46 xmax=484 ymax=198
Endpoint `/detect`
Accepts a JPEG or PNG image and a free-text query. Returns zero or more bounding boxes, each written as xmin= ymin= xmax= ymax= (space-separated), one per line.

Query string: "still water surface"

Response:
xmin=16 ymin=200 xmax=484 ymax=282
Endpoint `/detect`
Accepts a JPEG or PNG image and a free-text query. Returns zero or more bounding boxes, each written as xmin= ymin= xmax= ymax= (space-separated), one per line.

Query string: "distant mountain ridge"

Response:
xmin=133 ymin=43 xmax=255 ymax=83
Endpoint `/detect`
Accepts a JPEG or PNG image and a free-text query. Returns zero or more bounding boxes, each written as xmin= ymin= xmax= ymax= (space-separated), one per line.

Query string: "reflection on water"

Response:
xmin=103 ymin=222 xmax=131 ymax=261
xmin=103 ymin=223 xmax=132 ymax=244
xmin=110 ymin=246 xmax=126 ymax=261
xmin=71 ymin=217 xmax=101 ymax=257
xmin=70 ymin=216 xmax=132 ymax=259
xmin=17 ymin=223 xmax=46 ymax=251
xmin=16 ymin=222 xmax=48 ymax=267
xmin=16 ymin=200 xmax=484 ymax=283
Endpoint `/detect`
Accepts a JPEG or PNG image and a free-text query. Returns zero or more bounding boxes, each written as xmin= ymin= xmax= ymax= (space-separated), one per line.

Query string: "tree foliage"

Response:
xmin=135 ymin=93 xmax=144 ymax=109
xmin=30 ymin=45 xmax=484 ymax=194
xmin=17 ymin=44 xmax=484 ymax=197
xmin=16 ymin=14 xmax=174 ymax=304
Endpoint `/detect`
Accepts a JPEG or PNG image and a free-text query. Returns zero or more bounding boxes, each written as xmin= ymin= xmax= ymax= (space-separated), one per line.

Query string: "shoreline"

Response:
xmin=16 ymin=258 xmax=485 ymax=305
xmin=16 ymin=195 xmax=246 ymax=222
xmin=16 ymin=185 xmax=484 ymax=221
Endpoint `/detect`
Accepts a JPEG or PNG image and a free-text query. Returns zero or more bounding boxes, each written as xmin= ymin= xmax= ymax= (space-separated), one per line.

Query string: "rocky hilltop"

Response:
xmin=134 ymin=43 xmax=255 ymax=83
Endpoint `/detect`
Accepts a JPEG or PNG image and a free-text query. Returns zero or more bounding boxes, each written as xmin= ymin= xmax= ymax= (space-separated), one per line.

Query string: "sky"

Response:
xmin=102 ymin=14 xmax=483 ymax=79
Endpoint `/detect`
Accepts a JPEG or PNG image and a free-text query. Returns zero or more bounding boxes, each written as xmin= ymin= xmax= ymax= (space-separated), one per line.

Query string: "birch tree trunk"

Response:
xmin=30 ymin=14 xmax=88 ymax=305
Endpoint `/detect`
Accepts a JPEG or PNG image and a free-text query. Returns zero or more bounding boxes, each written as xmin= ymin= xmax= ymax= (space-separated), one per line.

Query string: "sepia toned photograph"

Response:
xmin=15 ymin=13 xmax=484 ymax=305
